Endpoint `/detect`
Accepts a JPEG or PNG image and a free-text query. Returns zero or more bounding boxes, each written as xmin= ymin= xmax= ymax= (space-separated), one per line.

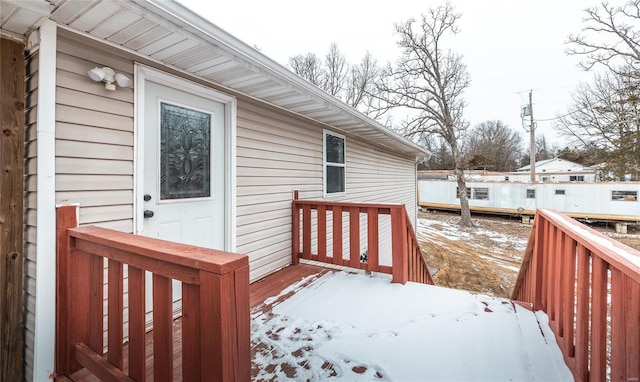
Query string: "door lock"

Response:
xmin=143 ymin=210 xmax=155 ymax=218
xmin=144 ymin=194 xmax=152 ymax=202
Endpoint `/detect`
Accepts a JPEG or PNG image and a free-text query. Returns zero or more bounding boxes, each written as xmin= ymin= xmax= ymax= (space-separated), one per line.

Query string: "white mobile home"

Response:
xmin=418 ymin=180 xmax=640 ymax=222
xmin=0 ymin=1 xmax=426 ymax=379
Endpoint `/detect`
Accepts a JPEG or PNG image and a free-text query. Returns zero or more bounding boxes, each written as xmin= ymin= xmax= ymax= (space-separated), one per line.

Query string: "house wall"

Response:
xmin=48 ymin=32 xmax=417 ymax=282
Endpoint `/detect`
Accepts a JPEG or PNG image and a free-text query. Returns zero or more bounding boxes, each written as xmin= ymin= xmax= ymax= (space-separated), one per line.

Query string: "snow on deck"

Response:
xmin=251 ymin=270 xmax=573 ymax=381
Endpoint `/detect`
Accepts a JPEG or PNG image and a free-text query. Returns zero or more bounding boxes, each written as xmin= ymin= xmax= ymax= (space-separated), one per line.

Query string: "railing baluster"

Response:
xmin=575 ymin=244 xmax=590 ymax=381
xmin=107 ymin=259 xmax=124 ymax=368
xmin=562 ymin=237 xmax=576 ymax=357
xmin=182 ymin=283 xmax=200 ymax=382
xmin=349 ymin=207 xmax=360 ymax=269
xmin=317 ymin=205 xmax=327 ymax=263
xmin=89 ymin=254 xmax=104 ymax=355
xmin=367 ymin=207 xmax=379 ymax=272
xmin=591 ymin=256 xmax=608 ymax=382
xmin=292 ymin=203 xmax=300 ymax=265
xmin=153 ymin=274 xmax=173 ymax=382
xmin=625 ymin=278 xmax=640 ymax=380
xmin=302 ymin=204 xmax=312 ymax=260
xmin=128 ymin=266 xmax=146 ymax=382
xmin=332 ymin=206 xmax=343 ymax=265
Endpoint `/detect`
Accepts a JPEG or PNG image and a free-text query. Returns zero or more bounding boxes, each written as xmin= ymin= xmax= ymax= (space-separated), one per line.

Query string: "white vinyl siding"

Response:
xmin=54 ymin=36 xmax=135 ymax=231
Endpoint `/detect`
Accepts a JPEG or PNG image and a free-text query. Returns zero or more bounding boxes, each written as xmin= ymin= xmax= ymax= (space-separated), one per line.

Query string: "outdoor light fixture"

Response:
xmin=88 ymin=66 xmax=131 ymax=90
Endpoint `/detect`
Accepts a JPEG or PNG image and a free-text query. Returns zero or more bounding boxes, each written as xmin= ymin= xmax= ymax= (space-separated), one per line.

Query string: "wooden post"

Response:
xmin=1 ymin=37 xmax=25 ymax=382
xmin=199 ymin=268 xmax=251 ymax=381
xmin=391 ymin=206 xmax=408 ymax=284
xmin=55 ymin=205 xmax=79 ymax=375
xmin=291 ymin=190 xmax=300 ymax=265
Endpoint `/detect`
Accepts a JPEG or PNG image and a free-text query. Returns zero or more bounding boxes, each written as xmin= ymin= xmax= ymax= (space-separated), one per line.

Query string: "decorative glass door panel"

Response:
xmin=160 ymin=102 xmax=212 ymax=200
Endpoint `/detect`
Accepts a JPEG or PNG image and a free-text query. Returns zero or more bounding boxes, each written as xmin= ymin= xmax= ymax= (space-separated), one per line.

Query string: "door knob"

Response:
xmin=144 ymin=194 xmax=152 ymax=201
xmin=144 ymin=210 xmax=154 ymax=218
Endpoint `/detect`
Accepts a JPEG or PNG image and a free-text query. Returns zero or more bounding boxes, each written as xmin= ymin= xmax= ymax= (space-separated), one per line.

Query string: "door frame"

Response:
xmin=134 ymin=64 xmax=237 ymax=252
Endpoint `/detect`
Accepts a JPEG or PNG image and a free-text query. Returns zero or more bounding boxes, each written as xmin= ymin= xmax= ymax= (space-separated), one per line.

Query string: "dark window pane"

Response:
xmin=160 ymin=102 xmax=211 ymax=200
xmin=326 ymin=134 xmax=344 ymax=164
xmin=326 ymin=166 xmax=345 ymax=193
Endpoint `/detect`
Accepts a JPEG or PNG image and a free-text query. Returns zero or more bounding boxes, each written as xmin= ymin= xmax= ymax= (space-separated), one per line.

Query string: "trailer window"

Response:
xmin=456 ymin=187 xmax=471 ymax=199
xmin=473 ymin=188 xmax=489 ymax=200
xmin=570 ymin=175 xmax=585 ymax=182
xmin=612 ymin=190 xmax=638 ymax=201
xmin=526 ymin=189 xmax=536 ymax=199
xmin=555 ymin=189 xmax=565 ymax=195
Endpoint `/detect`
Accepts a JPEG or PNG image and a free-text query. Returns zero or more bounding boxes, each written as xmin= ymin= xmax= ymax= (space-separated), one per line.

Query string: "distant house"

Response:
xmin=0 ymin=1 xmax=426 ymax=379
xmin=516 ymin=158 xmax=596 ymax=181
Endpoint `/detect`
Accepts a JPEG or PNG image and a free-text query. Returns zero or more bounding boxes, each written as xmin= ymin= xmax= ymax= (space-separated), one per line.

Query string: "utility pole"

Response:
xmin=529 ymin=90 xmax=535 ymax=182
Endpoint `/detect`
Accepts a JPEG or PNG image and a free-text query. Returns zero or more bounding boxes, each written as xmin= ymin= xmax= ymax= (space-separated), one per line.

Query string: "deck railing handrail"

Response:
xmin=512 ymin=208 xmax=640 ymax=382
xmin=55 ymin=205 xmax=251 ymax=381
xmin=292 ymin=197 xmax=433 ymax=285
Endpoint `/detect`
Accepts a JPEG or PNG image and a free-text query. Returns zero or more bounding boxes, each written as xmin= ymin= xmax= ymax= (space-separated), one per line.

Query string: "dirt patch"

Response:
xmin=417 ymin=209 xmax=640 ymax=299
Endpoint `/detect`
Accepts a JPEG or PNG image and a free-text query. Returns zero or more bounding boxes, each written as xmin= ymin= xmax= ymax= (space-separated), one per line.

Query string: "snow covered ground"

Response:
xmin=251 ymin=270 xmax=573 ymax=381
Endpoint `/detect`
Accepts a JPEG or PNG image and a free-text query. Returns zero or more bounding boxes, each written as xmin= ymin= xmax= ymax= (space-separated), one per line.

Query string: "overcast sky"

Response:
xmin=178 ymin=0 xmax=602 ymax=150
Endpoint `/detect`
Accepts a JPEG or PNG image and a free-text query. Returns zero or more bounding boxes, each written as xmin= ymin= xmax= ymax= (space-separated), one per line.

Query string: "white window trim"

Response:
xmin=323 ymin=129 xmax=346 ymax=197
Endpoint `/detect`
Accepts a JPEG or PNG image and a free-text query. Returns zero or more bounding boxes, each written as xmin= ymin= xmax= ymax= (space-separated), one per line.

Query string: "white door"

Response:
xmin=142 ymin=79 xmax=226 ymax=317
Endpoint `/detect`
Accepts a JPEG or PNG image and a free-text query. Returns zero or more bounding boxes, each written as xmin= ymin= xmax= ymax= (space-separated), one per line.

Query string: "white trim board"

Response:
xmin=33 ymin=19 xmax=57 ymax=381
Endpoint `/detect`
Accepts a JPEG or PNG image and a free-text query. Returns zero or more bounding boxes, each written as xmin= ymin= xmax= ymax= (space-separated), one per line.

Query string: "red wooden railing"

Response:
xmin=55 ymin=205 xmax=251 ymax=381
xmin=512 ymin=209 xmax=640 ymax=382
xmin=292 ymin=197 xmax=433 ymax=285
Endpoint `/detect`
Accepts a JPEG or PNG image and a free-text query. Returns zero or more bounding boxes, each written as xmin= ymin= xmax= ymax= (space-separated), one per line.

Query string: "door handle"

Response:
xmin=144 ymin=210 xmax=155 ymax=218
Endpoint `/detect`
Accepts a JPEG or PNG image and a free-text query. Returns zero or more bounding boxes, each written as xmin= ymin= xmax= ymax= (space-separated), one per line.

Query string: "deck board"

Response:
xmin=67 ymin=264 xmax=327 ymax=381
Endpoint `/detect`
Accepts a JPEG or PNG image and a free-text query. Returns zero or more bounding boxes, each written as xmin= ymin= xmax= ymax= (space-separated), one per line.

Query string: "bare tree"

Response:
xmin=556 ymin=70 xmax=640 ymax=179
xmin=288 ymin=53 xmax=325 ymax=87
xmin=465 ymin=120 xmax=522 ymax=172
xmin=324 ymin=43 xmax=348 ymax=97
xmin=417 ymin=135 xmax=455 ymax=170
xmin=566 ymin=0 xmax=640 ymax=77
xmin=345 ymin=52 xmax=385 ymax=117
xmin=377 ymin=3 xmax=473 ymax=226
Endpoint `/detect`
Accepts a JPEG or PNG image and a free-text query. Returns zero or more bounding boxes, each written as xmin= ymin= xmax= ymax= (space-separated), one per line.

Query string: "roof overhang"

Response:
xmin=1 ymin=0 xmax=427 ymax=157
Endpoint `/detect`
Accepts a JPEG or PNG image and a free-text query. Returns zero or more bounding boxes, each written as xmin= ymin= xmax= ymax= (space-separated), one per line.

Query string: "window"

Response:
xmin=526 ymin=189 xmax=536 ymax=199
xmin=457 ymin=187 xmax=489 ymax=200
xmin=541 ymin=176 xmax=549 ymax=182
xmin=456 ymin=187 xmax=471 ymax=199
xmin=323 ymin=130 xmax=346 ymax=195
xmin=555 ymin=189 xmax=565 ymax=195
xmin=473 ymin=188 xmax=489 ymax=200
xmin=504 ymin=176 xmax=510 ymax=181
xmin=569 ymin=175 xmax=585 ymax=182
xmin=612 ymin=190 xmax=638 ymax=201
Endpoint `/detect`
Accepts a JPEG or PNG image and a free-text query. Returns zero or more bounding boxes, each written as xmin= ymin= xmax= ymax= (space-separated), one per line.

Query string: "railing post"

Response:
xmin=199 ymin=265 xmax=251 ymax=381
xmin=292 ymin=190 xmax=300 ymax=265
xmin=55 ymin=204 xmax=78 ymax=375
xmin=391 ymin=206 xmax=408 ymax=284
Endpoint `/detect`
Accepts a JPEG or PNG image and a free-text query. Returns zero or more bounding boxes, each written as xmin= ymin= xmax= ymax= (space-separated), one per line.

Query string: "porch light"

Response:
xmin=88 ymin=66 xmax=131 ymax=91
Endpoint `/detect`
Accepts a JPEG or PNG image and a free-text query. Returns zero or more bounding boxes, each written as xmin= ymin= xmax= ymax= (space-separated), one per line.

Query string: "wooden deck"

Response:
xmin=67 ymin=264 xmax=328 ymax=381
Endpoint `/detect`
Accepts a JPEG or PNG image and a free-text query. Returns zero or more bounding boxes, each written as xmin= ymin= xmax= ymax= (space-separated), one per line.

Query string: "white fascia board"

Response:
xmin=33 ymin=18 xmax=57 ymax=381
